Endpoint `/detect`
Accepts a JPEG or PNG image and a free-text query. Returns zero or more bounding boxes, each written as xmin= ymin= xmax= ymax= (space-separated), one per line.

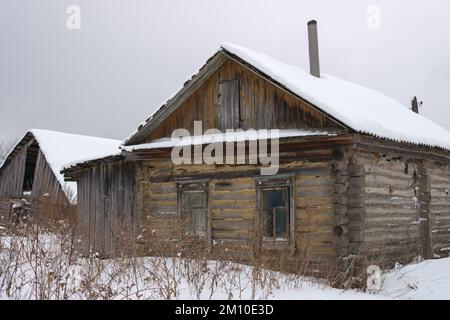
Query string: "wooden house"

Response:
xmin=0 ymin=129 xmax=121 ymax=221
xmin=62 ymin=24 xmax=450 ymax=278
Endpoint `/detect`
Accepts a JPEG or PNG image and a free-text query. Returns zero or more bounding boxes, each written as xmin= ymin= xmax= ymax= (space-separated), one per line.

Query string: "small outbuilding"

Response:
xmin=0 ymin=129 xmax=121 ymax=221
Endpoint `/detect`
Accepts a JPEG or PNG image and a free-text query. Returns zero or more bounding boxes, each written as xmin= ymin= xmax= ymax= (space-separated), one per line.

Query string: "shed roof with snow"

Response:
xmin=0 ymin=129 xmax=121 ymax=204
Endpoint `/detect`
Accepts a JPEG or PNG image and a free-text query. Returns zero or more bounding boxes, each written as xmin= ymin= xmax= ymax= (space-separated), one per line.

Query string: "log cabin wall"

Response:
xmin=134 ymin=143 xmax=353 ymax=275
xmin=75 ymin=160 xmax=136 ymax=257
xmin=331 ymin=148 xmax=366 ymax=277
xmin=351 ymin=148 xmax=450 ymax=267
xmin=142 ymin=57 xmax=342 ymax=143
xmin=360 ymin=152 xmax=422 ymax=266
xmin=428 ymin=162 xmax=450 ymax=258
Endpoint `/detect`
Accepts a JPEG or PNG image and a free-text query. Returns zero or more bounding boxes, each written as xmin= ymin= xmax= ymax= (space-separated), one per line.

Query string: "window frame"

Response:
xmin=176 ymin=180 xmax=210 ymax=241
xmin=256 ymin=174 xmax=295 ymax=249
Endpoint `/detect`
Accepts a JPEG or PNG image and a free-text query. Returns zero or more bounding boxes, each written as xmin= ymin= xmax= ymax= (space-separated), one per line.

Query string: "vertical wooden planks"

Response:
xmin=142 ymin=57 xmax=341 ymax=142
xmin=0 ymin=144 xmax=27 ymax=198
xmin=30 ymin=150 xmax=69 ymax=205
xmin=75 ymin=160 xmax=136 ymax=257
xmin=218 ymin=79 xmax=240 ymax=130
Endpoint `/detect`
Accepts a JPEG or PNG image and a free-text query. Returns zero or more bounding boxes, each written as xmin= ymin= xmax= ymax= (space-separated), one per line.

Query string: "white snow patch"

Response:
xmin=122 ymin=129 xmax=332 ymax=152
xmin=381 ymin=257 xmax=450 ymax=299
xmin=410 ymin=217 xmax=428 ymax=225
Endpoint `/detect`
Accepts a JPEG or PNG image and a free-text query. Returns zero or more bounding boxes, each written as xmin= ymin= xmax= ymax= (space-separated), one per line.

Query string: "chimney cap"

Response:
xmin=307 ymin=20 xmax=317 ymax=25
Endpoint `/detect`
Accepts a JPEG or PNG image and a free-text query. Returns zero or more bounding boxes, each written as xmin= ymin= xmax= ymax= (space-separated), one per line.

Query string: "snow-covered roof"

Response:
xmin=124 ymin=42 xmax=450 ymax=151
xmin=1 ymin=129 xmax=122 ymax=204
xmin=121 ymin=129 xmax=334 ymax=152
xmin=222 ymin=43 xmax=450 ymax=150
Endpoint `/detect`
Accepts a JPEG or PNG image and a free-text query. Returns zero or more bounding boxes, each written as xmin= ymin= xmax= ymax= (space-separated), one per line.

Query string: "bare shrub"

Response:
xmin=0 ymin=138 xmax=16 ymax=165
xmin=1 ymin=205 xmax=361 ymax=300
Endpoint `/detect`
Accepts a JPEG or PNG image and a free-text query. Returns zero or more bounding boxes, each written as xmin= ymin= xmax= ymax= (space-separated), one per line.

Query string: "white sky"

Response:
xmin=1 ymin=0 xmax=449 ymax=142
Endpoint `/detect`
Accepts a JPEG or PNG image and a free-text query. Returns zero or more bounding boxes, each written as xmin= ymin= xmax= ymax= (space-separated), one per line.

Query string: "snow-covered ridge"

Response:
xmin=221 ymin=42 xmax=450 ymax=151
xmin=124 ymin=42 xmax=450 ymax=151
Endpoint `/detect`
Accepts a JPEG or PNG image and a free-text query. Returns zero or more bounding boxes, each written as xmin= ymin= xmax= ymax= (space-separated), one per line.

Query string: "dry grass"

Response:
xmin=0 ymin=204 xmax=354 ymax=300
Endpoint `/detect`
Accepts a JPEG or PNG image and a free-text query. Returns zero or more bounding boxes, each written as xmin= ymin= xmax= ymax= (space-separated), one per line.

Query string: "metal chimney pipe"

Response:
xmin=411 ymin=96 xmax=419 ymax=114
xmin=307 ymin=20 xmax=321 ymax=78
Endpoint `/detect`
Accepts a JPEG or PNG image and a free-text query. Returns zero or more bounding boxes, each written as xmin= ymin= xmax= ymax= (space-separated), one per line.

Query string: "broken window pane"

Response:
xmin=184 ymin=191 xmax=206 ymax=209
xmin=263 ymin=210 xmax=274 ymax=238
xmin=263 ymin=189 xmax=285 ymax=208
xmin=275 ymin=208 xmax=288 ymax=239
xmin=261 ymin=188 xmax=290 ymax=240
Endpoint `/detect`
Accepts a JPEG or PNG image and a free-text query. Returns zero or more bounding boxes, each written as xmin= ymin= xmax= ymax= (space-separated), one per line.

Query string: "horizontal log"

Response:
xmin=296 ymin=197 xmax=333 ymax=208
xmin=296 ymin=176 xmax=334 ymax=187
xmin=212 ymin=219 xmax=253 ymax=230
xmin=212 ymin=199 xmax=256 ymax=209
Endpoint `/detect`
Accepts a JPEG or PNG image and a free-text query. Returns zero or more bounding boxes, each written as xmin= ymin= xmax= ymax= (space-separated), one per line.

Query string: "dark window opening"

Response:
xmin=22 ymin=142 xmax=39 ymax=193
xmin=257 ymin=175 xmax=294 ymax=246
xmin=178 ymin=182 xmax=209 ymax=237
xmin=261 ymin=187 xmax=290 ymax=240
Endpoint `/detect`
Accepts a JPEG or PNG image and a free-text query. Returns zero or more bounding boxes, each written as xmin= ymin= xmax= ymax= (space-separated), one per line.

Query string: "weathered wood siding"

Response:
xmin=76 ymin=160 xmax=136 ymax=256
xmin=135 ymin=147 xmax=345 ymax=274
xmin=0 ymin=144 xmax=27 ymax=199
xmin=358 ymin=152 xmax=423 ymax=266
xmin=31 ymin=150 xmax=69 ymax=205
xmin=329 ymin=148 xmax=367 ymax=276
xmin=0 ymin=140 xmax=70 ymax=219
xmin=428 ymin=162 xmax=450 ymax=257
xmin=142 ymin=57 xmax=342 ymax=142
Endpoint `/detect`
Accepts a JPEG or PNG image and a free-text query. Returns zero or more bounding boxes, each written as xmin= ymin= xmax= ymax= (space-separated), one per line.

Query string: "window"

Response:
xmin=177 ymin=181 xmax=209 ymax=237
xmin=262 ymin=188 xmax=290 ymax=240
xmin=257 ymin=175 xmax=294 ymax=244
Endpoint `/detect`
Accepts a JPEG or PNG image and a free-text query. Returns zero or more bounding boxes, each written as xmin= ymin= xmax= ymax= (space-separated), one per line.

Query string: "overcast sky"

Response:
xmin=1 ymin=0 xmax=449 ymax=143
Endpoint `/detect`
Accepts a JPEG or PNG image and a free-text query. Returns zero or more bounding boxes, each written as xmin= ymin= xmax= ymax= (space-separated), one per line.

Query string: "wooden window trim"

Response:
xmin=256 ymin=174 xmax=295 ymax=251
xmin=176 ymin=180 xmax=211 ymax=244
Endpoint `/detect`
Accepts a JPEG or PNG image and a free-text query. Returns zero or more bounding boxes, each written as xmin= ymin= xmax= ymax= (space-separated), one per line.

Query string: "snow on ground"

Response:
xmin=380 ymin=258 xmax=450 ymax=299
xmin=2 ymin=232 xmax=450 ymax=299
xmin=0 ymin=233 xmax=357 ymax=300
